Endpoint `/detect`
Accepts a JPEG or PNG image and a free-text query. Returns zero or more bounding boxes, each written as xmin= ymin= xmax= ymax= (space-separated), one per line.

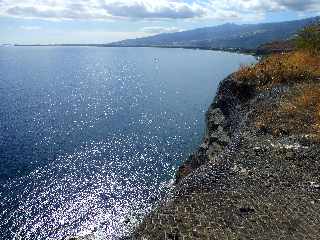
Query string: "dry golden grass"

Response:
xmin=235 ymin=51 xmax=320 ymax=89
xmin=255 ymin=83 xmax=320 ymax=138
xmin=236 ymin=50 xmax=320 ymax=138
xmin=280 ymin=84 xmax=320 ymax=132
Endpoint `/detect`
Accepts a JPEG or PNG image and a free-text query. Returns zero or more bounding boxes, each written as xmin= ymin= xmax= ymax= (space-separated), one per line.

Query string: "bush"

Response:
xmin=295 ymin=24 xmax=320 ymax=55
xmin=234 ymin=51 xmax=320 ymax=89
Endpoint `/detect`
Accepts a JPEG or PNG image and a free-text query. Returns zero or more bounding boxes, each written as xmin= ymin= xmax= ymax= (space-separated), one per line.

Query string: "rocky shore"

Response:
xmin=133 ymin=61 xmax=320 ymax=239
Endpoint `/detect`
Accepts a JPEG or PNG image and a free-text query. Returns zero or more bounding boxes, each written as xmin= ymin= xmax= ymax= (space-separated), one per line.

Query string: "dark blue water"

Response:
xmin=0 ymin=47 xmax=256 ymax=239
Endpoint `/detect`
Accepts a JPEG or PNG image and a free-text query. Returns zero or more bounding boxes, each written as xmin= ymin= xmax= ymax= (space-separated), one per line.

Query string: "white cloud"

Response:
xmin=271 ymin=0 xmax=320 ymax=11
xmin=207 ymin=0 xmax=320 ymax=13
xmin=141 ymin=26 xmax=181 ymax=34
xmin=0 ymin=0 xmax=319 ymax=21
xmin=1 ymin=0 xmax=207 ymax=20
xmin=103 ymin=0 xmax=205 ymax=19
xmin=3 ymin=1 xmax=111 ymax=20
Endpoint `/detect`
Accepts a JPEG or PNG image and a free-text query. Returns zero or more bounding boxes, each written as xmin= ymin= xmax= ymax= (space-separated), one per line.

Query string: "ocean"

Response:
xmin=0 ymin=46 xmax=256 ymax=239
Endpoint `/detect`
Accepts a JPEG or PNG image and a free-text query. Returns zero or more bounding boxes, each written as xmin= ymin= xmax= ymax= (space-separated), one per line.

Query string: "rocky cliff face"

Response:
xmin=133 ymin=72 xmax=320 ymax=239
xmin=176 ymin=76 xmax=255 ymax=183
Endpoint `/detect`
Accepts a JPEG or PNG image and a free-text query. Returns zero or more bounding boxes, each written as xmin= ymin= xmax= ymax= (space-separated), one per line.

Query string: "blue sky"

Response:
xmin=1 ymin=0 xmax=319 ymax=44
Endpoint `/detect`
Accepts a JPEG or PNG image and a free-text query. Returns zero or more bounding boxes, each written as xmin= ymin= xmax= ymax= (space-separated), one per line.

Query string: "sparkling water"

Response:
xmin=0 ymin=47 xmax=256 ymax=239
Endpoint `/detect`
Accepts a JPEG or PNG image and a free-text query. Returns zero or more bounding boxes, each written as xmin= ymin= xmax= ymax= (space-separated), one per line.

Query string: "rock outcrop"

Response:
xmin=133 ymin=72 xmax=320 ymax=239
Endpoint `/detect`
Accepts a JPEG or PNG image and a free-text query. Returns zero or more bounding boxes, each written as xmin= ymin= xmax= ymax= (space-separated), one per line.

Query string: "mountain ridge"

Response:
xmin=107 ymin=16 xmax=320 ymax=50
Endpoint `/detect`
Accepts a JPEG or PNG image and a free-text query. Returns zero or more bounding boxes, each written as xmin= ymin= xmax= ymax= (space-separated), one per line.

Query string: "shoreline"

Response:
xmin=12 ymin=44 xmax=258 ymax=56
xmin=132 ymin=51 xmax=320 ymax=239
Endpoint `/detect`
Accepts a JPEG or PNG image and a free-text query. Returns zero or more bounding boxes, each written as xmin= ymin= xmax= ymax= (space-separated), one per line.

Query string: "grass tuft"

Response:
xmin=255 ymin=83 xmax=320 ymax=138
xmin=235 ymin=51 xmax=320 ymax=89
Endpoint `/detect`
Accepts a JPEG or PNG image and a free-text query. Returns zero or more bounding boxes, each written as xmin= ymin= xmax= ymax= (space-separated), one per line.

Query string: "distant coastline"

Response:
xmin=12 ymin=16 xmax=319 ymax=57
xmin=12 ymin=44 xmax=258 ymax=56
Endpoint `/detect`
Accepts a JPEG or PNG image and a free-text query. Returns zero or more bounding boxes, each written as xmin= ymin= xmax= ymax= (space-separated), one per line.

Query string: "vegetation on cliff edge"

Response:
xmin=235 ymin=51 xmax=320 ymax=89
xmin=235 ymin=23 xmax=320 ymax=139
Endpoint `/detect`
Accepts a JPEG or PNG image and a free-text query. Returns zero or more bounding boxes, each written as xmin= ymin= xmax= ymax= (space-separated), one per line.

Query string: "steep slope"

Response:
xmin=132 ymin=52 xmax=320 ymax=239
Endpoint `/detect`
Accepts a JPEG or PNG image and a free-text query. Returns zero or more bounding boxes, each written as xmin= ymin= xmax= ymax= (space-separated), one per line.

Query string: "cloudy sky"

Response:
xmin=1 ymin=0 xmax=319 ymax=44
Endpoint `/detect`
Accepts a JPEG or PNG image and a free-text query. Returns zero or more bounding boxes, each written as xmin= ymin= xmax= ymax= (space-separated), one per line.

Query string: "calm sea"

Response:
xmin=0 ymin=47 xmax=256 ymax=239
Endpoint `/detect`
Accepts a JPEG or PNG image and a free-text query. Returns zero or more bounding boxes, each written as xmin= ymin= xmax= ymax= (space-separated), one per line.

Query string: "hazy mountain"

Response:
xmin=107 ymin=17 xmax=320 ymax=50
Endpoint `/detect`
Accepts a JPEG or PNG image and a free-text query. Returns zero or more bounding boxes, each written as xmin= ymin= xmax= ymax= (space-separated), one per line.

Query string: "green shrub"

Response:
xmin=295 ymin=24 xmax=320 ymax=55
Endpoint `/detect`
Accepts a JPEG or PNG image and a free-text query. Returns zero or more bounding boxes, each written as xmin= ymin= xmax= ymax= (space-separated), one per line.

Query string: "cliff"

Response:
xmin=133 ymin=51 xmax=320 ymax=239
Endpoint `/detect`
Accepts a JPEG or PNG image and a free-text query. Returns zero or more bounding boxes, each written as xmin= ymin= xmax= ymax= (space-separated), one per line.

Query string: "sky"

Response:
xmin=1 ymin=0 xmax=320 ymax=44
